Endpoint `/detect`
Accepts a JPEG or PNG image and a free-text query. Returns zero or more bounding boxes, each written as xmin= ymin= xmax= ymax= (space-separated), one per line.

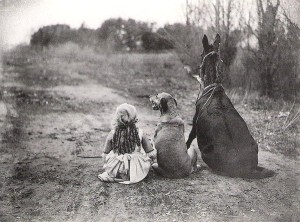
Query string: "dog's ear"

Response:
xmin=160 ymin=98 xmax=168 ymax=113
xmin=173 ymin=98 xmax=177 ymax=106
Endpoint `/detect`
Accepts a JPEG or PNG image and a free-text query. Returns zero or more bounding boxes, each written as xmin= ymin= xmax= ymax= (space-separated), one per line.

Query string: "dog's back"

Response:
xmin=154 ymin=117 xmax=192 ymax=178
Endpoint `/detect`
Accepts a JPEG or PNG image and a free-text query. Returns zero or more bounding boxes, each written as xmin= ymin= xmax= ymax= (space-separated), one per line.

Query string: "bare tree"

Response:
xmin=207 ymin=0 xmax=242 ymax=86
xmin=243 ymin=0 xmax=300 ymax=99
xmin=256 ymin=0 xmax=280 ymax=97
xmin=165 ymin=0 xmax=242 ymax=85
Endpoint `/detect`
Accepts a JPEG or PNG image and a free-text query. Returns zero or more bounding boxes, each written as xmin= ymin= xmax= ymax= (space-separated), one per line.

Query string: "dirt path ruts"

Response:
xmin=0 ymin=62 xmax=158 ymax=221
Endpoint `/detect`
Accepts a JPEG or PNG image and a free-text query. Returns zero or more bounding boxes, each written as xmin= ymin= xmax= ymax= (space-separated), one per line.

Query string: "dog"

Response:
xmin=150 ymin=92 xmax=197 ymax=178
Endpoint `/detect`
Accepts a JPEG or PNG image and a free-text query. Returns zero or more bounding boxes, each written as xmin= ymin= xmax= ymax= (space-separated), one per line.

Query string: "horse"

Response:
xmin=186 ymin=34 xmax=274 ymax=178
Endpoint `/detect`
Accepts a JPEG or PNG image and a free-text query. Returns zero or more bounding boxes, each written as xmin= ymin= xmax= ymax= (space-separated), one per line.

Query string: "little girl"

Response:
xmin=98 ymin=103 xmax=156 ymax=184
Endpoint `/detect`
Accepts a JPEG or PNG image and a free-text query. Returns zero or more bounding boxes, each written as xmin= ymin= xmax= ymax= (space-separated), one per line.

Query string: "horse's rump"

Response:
xmin=196 ymin=85 xmax=258 ymax=175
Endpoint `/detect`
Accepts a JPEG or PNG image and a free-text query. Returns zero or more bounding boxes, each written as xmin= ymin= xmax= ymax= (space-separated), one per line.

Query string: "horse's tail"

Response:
xmin=215 ymin=166 xmax=276 ymax=179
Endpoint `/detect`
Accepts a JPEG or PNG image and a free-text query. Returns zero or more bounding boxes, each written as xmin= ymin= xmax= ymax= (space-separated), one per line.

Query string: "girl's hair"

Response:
xmin=112 ymin=122 xmax=141 ymax=155
xmin=111 ymin=103 xmax=141 ymax=155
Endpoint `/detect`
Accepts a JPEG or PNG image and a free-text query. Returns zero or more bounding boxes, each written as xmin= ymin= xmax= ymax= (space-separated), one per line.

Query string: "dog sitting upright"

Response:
xmin=150 ymin=92 xmax=197 ymax=178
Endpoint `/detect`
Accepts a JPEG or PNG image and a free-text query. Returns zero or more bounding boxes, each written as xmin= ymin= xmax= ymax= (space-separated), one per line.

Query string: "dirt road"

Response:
xmin=0 ymin=57 xmax=299 ymax=222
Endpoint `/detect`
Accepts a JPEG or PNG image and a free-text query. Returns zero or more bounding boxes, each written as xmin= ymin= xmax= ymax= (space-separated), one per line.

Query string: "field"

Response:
xmin=0 ymin=44 xmax=299 ymax=222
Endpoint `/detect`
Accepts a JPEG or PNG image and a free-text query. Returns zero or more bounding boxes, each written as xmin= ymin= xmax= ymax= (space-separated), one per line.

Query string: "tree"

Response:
xmin=256 ymin=0 xmax=280 ymax=97
xmin=157 ymin=23 xmax=204 ymax=71
xmin=30 ymin=24 xmax=75 ymax=47
xmin=141 ymin=32 xmax=174 ymax=51
xmin=30 ymin=24 xmax=99 ymax=48
xmin=76 ymin=23 xmax=98 ymax=46
xmin=206 ymin=0 xmax=243 ymax=86
xmin=244 ymin=0 xmax=300 ymax=99
xmin=169 ymin=0 xmax=242 ymax=85
xmin=96 ymin=18 xmax=152 ymax=51
xmin=96 ymin=18 xmax=124 ymax=51
xmin=123 ymin=19 xmax=150 ymax=50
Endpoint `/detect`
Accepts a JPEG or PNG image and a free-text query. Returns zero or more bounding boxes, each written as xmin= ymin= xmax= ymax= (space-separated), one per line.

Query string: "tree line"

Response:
xmin=30 ymin=18 xmax=175 ymax=51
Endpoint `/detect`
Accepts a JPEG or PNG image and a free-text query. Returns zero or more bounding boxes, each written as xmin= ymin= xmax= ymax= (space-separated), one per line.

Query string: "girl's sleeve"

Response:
xmin=103 ymin=131 xmax=114 ymax=154
xmin=142 ymin=134 xmax=157 ymax=159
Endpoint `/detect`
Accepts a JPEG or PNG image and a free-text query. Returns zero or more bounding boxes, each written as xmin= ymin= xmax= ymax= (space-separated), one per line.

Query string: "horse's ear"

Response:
xmin=213 ymin=34 xmax=221 ymax=52
xmin=202 ymin=34 xmax=210 ymax=52
xmin=160 ymin=98 xmax=168 ymax=113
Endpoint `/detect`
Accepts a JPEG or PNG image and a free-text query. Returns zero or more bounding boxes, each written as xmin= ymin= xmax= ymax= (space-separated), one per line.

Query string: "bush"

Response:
xmin=141 ymin=32 xmax=174 ymax=51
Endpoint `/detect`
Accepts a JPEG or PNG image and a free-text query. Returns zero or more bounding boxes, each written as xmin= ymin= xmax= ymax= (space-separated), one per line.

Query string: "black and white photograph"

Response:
xmin=0 ymin=0 xmax=299 ymax=221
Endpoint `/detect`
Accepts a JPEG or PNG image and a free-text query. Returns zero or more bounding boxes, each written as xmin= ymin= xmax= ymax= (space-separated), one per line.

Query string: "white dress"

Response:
xmin=98 ymin=129 xmax=155 ymax=184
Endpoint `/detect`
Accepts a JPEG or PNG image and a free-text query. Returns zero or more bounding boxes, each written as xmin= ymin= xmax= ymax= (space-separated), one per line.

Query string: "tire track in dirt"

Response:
xmin=0 ymin=58 xmax=152 ymax=221
xmin=48 ymin=81 xmax=157 ymax=222
xmin=0 ymin=59 xmax=29 ymax=221
xmin=0 ymin=61 xmax=91 ymax=220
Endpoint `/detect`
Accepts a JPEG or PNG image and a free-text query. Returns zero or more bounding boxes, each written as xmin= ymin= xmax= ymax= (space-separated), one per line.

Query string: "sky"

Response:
xmin=0 ymin=0 xmax=187 ymax=47
xmin=0 ymin=0 xmax=299 ymax=48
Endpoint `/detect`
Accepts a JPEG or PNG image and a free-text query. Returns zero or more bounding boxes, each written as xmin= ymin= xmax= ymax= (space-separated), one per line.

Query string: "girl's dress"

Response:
xmin=98 ymin=129 xmax=156 ymax=184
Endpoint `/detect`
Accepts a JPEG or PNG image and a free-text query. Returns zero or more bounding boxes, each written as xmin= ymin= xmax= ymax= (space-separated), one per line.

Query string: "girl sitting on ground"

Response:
xmin=98 ymin=103 xmax=157 ymax=184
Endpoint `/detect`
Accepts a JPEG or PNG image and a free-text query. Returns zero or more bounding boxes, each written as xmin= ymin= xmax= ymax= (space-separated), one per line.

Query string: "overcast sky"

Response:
xmin=0 ymin=0 xmax=187 ymax=47
xmin=0 ymin=0 xmax=299 ymax=48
